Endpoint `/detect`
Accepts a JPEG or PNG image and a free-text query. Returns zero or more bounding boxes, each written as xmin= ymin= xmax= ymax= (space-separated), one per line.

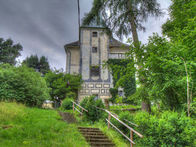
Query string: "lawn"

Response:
xmin=0 ymin=102 xmax=89 ymax=147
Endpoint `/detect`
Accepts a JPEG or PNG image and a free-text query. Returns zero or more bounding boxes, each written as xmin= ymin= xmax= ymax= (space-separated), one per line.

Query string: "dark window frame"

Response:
xmin=90 ymin=66 xmax=100 ymax=77
xmin=92 ymin=47 xmax=98 ymax=53
xmin=92 ymin=32 xmax=98 ymax=37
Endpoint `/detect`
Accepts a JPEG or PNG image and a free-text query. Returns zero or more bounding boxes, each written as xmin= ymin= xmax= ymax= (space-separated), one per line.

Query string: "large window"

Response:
xmin=90 ymin=66 xmax=100 ymax=77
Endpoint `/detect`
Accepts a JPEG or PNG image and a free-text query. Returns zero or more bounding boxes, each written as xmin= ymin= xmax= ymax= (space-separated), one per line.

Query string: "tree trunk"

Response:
xmin=182 ymin=59 xmax=190 ymax=117
xmin=128 ymin=0 xmax=151 ymax=113
xmin=142 ymin=101 xmax=151 ymax=113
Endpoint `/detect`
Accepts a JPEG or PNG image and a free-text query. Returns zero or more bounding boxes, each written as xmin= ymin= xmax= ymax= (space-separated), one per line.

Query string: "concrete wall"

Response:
xmin=78 ymin=28 xmax=112 ymax=102
xmin=66 ymin=47 xmax=80 ymax=74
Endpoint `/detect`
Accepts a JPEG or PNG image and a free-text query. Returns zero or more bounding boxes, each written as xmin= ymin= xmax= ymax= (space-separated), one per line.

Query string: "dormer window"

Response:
xmin=92 ymin=32 xmax=98 ymax=37
xmin=92 ymin=47 xmax=98 ymax=53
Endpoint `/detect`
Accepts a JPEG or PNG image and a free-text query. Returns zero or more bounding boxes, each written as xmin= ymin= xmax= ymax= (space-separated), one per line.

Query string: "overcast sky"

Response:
xmin=0 ymin=0 xmax=171 ymax=70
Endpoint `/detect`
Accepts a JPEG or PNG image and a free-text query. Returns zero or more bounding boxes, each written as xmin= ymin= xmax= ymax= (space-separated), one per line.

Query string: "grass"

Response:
xmin=110 ymin=104 xmax=140 ymax=110
xmin=0 ymin=102 xmax=90 ymax=147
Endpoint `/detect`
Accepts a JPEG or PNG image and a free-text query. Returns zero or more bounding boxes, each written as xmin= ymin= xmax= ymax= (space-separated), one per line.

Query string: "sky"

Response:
xmin=0 ymin=0 xmax=171 ymax=70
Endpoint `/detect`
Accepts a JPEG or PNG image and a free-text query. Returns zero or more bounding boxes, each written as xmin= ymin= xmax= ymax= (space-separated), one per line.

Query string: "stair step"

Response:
xmin=78 ymin=127 xmax=99 ymax=130
xmin=79 ymin=129 xmax=102 ymax=132
xmin=86 ymin=138 xmax=112 ymax=142
xmin=90 ymin=142 xmax=115 ymax=146
xmin=78 ymin=127 xmax=115 ymax=147
xmin=83 ymin=135 xmax=108 ymax=139
xmin=81 ymin=132 xmax=105 ymax=135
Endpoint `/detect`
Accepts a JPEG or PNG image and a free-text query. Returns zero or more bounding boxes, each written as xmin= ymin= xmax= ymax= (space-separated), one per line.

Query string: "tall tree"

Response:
xmin=83 ymin=0 xmax=162 ymax=112
xmin=39 ymin=56 xmax=50 ymax=75
xmin=162 ymin=0 xmax=196 ymax=116
xmin=0 ymin=38 xmax=23 ymax=65
xmin=23 ymin=55 xmax=50 ymax=75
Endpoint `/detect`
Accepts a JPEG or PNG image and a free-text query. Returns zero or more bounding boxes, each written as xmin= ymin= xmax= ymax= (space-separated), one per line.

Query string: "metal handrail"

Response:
xmin=105 ymin=110 xmax=143 ymax=138
xmin=72 ymin=103 xmax=143 ymax=146
xmin=92 ymin=105 xmax=142 ymax=147
xmin=106 ymin=119 xmax=135 ymax=144
xmin=71 ymin=101 xmax=88 ymax=113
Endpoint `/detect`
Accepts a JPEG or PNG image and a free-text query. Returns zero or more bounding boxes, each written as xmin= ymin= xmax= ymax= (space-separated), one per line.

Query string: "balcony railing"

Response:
xmin=109 ymin=53 xmax=126 ymax=59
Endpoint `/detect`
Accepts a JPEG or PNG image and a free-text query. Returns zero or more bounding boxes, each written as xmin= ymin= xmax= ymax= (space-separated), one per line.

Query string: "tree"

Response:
xmin=23 ymin=55 xmax=50 ymax=75
xmin=162 ymin=0 xmax=196 ymax=40
xmin=45 ymin=70 xmax=82 ymax=101
xmin=0 ymin=64 xmax=50 ymax=107
xmin=0 ymin=38 xmax=23 ymax=65
xmin=162 ymin=0 xmax=196 ymax=116
xmin=83 ymin=0 xmax=162 ymax=112
xmin=39 ymin=56 xmax=50 ymax=75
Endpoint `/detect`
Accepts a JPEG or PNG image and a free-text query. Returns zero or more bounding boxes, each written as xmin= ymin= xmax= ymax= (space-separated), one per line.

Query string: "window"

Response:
xmin=90 ymin=66 xmax=100 ymax=77
xmin=92 ymin=32 xmax=98 ymax=37
xmin=118 ymin=90 xmax=123 ymax=97
xmin=92 ymin=47 xmax=98 ymax=53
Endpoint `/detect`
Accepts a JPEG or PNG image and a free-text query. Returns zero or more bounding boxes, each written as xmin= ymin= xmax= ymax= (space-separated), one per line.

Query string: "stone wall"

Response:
xmin=78 ymin=82 xmax=112 ymax=102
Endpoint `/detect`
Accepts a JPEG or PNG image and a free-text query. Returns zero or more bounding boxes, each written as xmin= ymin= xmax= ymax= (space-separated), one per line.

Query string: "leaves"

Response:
xmin=0 ymin=38 xmax=23 ymax=65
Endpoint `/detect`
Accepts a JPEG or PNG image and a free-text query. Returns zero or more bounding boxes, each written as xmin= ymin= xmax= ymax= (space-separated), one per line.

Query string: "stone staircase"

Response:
xmin=78 ymin=127 xmax=115 ymax=147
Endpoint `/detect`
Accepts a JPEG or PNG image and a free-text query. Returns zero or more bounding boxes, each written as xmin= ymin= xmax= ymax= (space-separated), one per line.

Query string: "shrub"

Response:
xmin=0 ymin=64 xmax=50 ymax=107
xmin=61 ymin=98 xmax=73 ymax=110
xmin=66 ymin=92 xmax=76 ymax=99
xmin=80 ymin=96 xmax=105 ymax=122
xmin=111 ymin=111 xmax=196 ymax=146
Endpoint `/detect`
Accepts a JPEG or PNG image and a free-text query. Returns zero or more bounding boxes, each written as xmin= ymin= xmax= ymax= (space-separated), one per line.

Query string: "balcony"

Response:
xmin=108 ymin=53 xmax=126 ymax=59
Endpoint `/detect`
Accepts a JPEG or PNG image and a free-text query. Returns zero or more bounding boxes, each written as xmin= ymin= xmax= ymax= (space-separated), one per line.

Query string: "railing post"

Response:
xmin=130 ymin=130 xmax=133 ymax=147
xmin=73 ymin=102 xmax=74 ymax=112
xmin=108 ymin=113 xmax=111 ymax=129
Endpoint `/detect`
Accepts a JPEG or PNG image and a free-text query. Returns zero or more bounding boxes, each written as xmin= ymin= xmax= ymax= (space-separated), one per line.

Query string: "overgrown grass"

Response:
xmin=0 ymin=102 xmax=90 ymax=147
xmin=110 ymin=104 xmax=140 ymax=110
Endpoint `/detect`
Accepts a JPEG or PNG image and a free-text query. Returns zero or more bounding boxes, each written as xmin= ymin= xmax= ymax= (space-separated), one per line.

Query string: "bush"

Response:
xmin=0 ymin=64 xmax=50 ymax=107
xmin=66 ymin=92 xmax=76 ymax=99
xmin=111 ymin=111 xmax=196 ymax=146
xmin=80 ymin=96 xmax=105 ymax=122
xmin=61 ymin=98 xmax=73 ymax=110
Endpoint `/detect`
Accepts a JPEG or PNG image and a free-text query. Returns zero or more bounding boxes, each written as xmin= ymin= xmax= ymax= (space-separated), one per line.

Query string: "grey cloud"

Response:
xmin=0 ymin=0 xmax=171 ymax=70
xmin=0 ymin=0 xmax=93 ymax=69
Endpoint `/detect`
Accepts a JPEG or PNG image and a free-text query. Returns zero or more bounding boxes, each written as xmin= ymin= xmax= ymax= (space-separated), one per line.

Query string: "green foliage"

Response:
xmin=0 ymin=38 xmax=23 ymax=65
xmin=162 ymin=0 xmax=196 ymax=40
xmin=45 ymin=70 xmax=82 ymax=101
xmin=80 ymin=96 xmax=105 ymax=122
xmin=0 ymin=102 xmax=89 ymax=147
xmin=107 ymin=59 xmax=136 ymax=101
xmin=61 ymin=98 xmax=73 ymax=110
xmin=111 ymin=111 xmax=196 ymax=146
xmin=109 ymin=88 xmax=118 ymax=103
xmin=83 ymin=0 xmax=161 ymax=39
xmin=23 ymin=55 xmax=50 ymax=75
xmin=0 ymin=64 xmax=50 ymax=107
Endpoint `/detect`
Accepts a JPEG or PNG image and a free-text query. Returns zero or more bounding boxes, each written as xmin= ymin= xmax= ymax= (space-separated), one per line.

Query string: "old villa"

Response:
xmin=64 ymin=22 xmax=129 ymax=102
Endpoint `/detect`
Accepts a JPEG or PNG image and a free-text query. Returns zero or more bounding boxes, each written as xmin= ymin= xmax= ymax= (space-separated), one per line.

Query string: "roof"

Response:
xmin=64 ymin=41 xmax=79 ymax=48
xmin=81 ymin=16 xmax=106 ymax=28
xmin=65 ymin=37 xmax=128 ymax=49
xmin=109 ymin=38 xmax=129 ymax=47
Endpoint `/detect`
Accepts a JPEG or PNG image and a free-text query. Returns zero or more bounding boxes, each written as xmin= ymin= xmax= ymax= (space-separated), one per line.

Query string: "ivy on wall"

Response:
xmin=106 ymin=59 xmax=136 ymax=102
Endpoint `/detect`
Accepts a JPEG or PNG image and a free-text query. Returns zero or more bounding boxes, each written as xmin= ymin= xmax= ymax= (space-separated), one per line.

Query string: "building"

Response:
xmin=64 ymin=23 xmax=129 ymax=102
